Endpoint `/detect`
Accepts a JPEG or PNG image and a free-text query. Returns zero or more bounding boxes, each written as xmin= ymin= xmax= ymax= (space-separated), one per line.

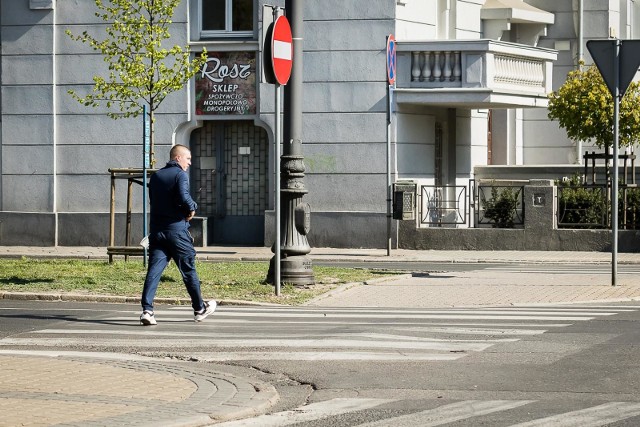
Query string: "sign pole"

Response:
xmin=612 ymin=39 xmax=620 ymax=287
xmin=386 ymin=34 xmax=396 ymax=257
xmin=275 ymin=82 xmax=282 ymax=296
xmin=264 ymin=7 xmax=295 ymax=292
xmin=142 ymin=104 xmax=149 ymax=266
xmin=386 ymin=83 xmax=392 ymax=257
xmin=587 ymin=38 xmax=640 ymax=286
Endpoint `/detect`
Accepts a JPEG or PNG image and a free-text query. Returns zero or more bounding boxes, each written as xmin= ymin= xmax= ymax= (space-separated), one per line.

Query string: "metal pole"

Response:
xmin=578 ymin=0 xmax=584 ymax=65
xmin=281 ymin=0 xmax=315 ymax=285
xmin=386 ymin=84 xmax=392 ymax=256
xmin=576 ymin=0 xmax=585 ymax=164
xmin=275 ymin=83 xmax=282 ymax=296
xmin=142 ymin=104 xmax=148 ymax=266
xmin=612 ymin=39 xmax=620 ymax=287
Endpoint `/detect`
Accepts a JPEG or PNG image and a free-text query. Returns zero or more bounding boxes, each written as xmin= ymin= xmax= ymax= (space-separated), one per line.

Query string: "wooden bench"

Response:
xmin=107 ymin=246 xmax=144 ymax=262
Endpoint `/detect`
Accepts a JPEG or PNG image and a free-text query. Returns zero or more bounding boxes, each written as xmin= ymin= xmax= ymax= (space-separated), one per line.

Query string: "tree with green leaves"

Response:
xmin=547 ymin=63 xmax=640 ymax=150
xmin=66 ymin=0 xmax=207 ymax=166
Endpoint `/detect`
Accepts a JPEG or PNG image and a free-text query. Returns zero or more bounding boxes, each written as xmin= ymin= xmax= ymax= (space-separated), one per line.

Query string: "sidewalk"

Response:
xmin=2 ymin=245 xmax=640 ymax=426
xmin=2 ymin=244 xmax=640 ymax=308
xmin=1 ymin=245 xmax=640 ymax=264
xmin=0 ymin=352 xmax=278 ymax=427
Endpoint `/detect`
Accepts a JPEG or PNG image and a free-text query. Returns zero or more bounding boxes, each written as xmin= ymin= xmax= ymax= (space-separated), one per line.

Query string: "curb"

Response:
xmin=3 ymin=251 xmax=640 ymax=265
xmin=0 ymin=291 xmax=279 ymax=307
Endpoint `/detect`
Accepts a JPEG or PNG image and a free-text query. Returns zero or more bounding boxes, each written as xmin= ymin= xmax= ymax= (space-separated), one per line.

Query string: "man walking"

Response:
xmin=140 ymin=144 xmax=215 ymax=325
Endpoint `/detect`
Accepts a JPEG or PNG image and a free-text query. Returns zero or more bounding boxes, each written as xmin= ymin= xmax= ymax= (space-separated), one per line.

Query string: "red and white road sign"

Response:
xmin=271 ymin=15 xmax=293 ymax=85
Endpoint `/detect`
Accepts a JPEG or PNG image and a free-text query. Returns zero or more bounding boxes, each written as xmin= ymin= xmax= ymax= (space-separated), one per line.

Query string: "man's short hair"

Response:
xmin=170 ymin=144 xmax=190 ymax=160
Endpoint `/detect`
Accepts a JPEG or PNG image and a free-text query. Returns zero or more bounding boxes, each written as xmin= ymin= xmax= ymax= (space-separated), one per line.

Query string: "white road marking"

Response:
xmin=0 ymin=337 xmax=496 ymax=352
xmin=170 ymin=307 xmax=619 ymax=317
xmin=104 ymin=317 xmax=574 ymax=328
xmin=508 ymin=401 xmax=640 ymax=427
xmin=30 ymin=329 xmax=518 ymax=344
xmin=2 ymin=306 xmax=632 ymax=363
xmin=186 ymin=351 xmax=465 ymax=361
xmin=152 ymin=312 xmax=599 ymax=321
xmin=394 ymin=326 xmax=548 ymax=335
xmin=0 ymin=349 xmax=152 ymax=360
xmin=216 ymin=398 xmax=393 ymax=426
xmin=356 ymin=400 xmax=534 ymax=427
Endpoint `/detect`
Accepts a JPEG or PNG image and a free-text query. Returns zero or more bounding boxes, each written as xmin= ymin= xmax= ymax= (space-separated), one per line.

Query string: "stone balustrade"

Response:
xmin=395 ymin=40 xmax=557 ymax=107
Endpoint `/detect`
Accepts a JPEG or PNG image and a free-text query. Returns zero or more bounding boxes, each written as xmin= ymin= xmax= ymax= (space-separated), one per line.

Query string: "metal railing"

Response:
xmin=413 ymin=178 xmax=640 ymax=230
xmin=557 ymin=184 xmax=608 ymax=229
xmin=418 ymin=181 xmax=525 ymax=228
xmin=420 ymin=185 xmax=468 ymax=226
xmin=556 ymin=183 xmax=640 ymax=229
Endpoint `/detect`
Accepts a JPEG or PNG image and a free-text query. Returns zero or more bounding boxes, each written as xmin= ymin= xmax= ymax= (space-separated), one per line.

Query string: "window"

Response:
xmin=200 ymin=0 xmax=254 ymax=37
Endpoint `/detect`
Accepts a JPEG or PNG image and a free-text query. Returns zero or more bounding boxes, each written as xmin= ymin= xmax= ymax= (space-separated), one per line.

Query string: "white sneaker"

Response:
xmin=140 ymin=310 xmax=157 ymax=326
xmin=194 ymin=300 xmax=216 ymax=322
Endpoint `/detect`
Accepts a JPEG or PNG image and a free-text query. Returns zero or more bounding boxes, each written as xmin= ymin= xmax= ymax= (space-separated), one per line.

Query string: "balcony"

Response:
xmin=395 ymin=40 xmax=557 ymax=109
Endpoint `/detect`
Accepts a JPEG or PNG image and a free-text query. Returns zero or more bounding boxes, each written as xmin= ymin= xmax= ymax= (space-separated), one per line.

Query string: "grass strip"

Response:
xmin=0 ymin=258 xmax=401 ymax=305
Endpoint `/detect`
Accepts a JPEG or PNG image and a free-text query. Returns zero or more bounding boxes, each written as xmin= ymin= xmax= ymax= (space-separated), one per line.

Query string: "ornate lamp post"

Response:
xmin=269 ymin=0 xmax=315 ymax=286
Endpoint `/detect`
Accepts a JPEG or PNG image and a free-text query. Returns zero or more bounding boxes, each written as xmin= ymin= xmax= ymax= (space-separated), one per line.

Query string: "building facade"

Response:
xmin=0 ymin=0 xmax=638 ymax=248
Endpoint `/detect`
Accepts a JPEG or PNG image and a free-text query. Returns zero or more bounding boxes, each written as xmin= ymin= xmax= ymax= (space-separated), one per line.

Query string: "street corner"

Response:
xmin=0 ymin=353 xmax=279 ymax=426
xmin=0 ymin=354 xmax=198 ymax=426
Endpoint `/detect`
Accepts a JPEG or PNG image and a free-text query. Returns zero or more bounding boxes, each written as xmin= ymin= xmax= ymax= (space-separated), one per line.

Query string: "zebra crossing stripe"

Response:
xmin=508 ymin=401 xmax=640 ymax=427
xmin=355 ymin=400 xmax=534 ymax=427
xmin=0 ymin=337 xmax=496 ymax=352
xmin=170 ymin=307 xmax=618 ymax=317
xmin=0 ymin=349 xmax=151 ymax=360
xmin=178 ymin=351 xmax=465 ymax=361
xmin=215 ymin=398 xmax=393 ymax=426
xmin=166 ymin=311 xmax=597 ymax=321
xmin=100 ymin=317 xmax=575 ymax=328
xmin=395 ymin=326 xmax=548 ymax=335
xmin=28 ymin=330 xmax=519 ymax=346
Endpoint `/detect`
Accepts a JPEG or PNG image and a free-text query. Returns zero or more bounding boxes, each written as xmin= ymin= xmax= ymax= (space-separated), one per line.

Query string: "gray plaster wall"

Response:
xmin=1 ymin=1 xmax=55 ymax=212
xmin=279 ymin=0 xmax=398 ymax=248
xmin=1 ymin=0 xmax=190 ymax=245
xmin=265 ymin=210 xmax=394 ymax=249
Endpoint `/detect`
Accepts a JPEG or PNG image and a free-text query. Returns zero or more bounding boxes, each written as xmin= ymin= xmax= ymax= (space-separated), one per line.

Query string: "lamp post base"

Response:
xmin=267 ymin=254 xmax=315 ymax=286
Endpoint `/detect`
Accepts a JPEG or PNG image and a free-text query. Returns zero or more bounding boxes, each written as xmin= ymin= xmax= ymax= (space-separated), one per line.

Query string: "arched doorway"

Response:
xmin=190 ymin=121 xmax=268 ymax=245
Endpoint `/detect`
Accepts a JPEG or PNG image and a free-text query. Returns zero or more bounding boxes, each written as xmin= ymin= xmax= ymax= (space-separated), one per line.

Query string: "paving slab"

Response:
xmin=0 ymin=353 xmax=278 ymax=427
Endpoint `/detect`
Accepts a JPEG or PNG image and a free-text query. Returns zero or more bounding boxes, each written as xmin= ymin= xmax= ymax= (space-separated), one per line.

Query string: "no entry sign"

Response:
xmin=270 ymin=15 xmax=293 ymax=85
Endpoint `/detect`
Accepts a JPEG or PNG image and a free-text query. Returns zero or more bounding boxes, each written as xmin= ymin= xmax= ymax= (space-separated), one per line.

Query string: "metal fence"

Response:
xmin=621 ymin=186 xmax=640 ymax=229
xmin=418 ymin=181 xmax=524 ymax=228
xmin=420 ymin=185 xmax=468 ymax=226
xmin=556 ymin=183 xmax=640 ymax=229
xmin=556 ymin=184 xmax=608 ymax=228
xmin=416 ymin=179 xmax=640 ymax=230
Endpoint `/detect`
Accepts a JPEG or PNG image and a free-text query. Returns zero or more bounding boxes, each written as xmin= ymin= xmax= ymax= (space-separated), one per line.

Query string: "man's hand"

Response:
xmin=186 ymin=211 xmax=195 ymax=221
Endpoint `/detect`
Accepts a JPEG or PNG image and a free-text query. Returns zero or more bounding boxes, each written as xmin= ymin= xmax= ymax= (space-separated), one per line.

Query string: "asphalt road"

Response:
xmin=2 ymin=299 xmax=640 ymax=425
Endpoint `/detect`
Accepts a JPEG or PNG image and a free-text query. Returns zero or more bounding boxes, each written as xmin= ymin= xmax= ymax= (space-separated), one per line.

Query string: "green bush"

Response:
xmin=621 ymin=187 xmax=640 ymax=229
xmin=557 ymin=174 xmax=606 ymax=228
xmin=481 ymin=186 xmax=521 ymax=228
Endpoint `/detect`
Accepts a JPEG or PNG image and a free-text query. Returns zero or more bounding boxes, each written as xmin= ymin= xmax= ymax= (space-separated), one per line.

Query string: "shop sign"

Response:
xmin=195 ymin=51 xmax=256 ymax=116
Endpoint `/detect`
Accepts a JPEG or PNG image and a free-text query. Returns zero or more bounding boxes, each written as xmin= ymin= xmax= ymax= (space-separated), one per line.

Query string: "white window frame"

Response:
xmin=199 ymin=0 xmax=254 ymax=38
